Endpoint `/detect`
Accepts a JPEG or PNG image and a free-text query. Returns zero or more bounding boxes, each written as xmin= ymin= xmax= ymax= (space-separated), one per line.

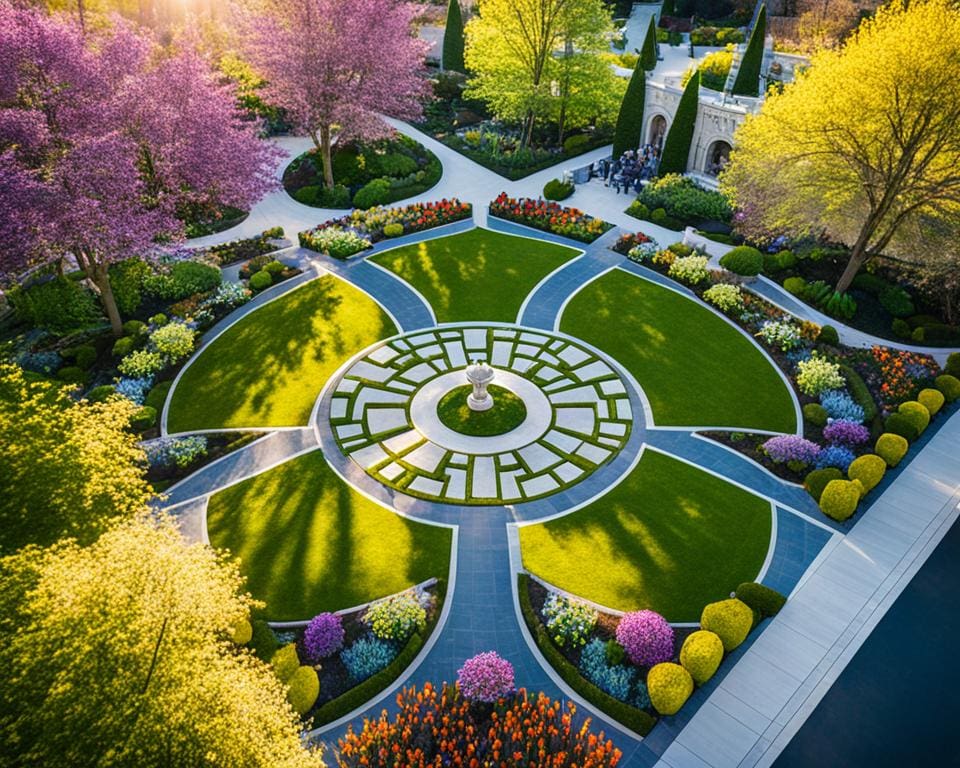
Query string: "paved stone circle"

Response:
xmin=328 ymin=325 xmax=634 ymax=504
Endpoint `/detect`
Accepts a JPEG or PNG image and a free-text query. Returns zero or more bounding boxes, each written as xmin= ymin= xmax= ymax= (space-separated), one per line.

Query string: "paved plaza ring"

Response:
xmin=327 ymin=324 xmax=635 ymax=504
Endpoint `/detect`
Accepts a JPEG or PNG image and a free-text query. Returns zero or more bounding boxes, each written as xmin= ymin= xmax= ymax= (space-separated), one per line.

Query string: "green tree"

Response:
xmin=553 ymin=51 xmax=625 ymax=144
xmin=661 ymin=0 xmax=675 ymax=18
xmin=0 ymin=364 xmax=153 ymax=555
xmin=659 ymin=70 xmax=699 ymax=175
xmin=0 ymin=515 xmax=325 ymax=768
xmin=464 ymin=0 xmax=614 ymax=148
xmin=722 ymin=0 xmax=960 ymax=292
xmin=731 ymin=3 xmax=766 ymax=96
xmin=612 ymin=64 xmax=647 ymax=158
xmin=641 ymin=14 xmax=658 ymax=71
xmin=442 ymin=0 xmax=466 ymax=72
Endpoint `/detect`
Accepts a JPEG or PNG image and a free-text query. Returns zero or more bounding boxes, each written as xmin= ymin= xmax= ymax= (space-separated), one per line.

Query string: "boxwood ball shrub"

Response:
xmin=286 ymin=665 xmax=320 ymax=716
xmin=543 ymin=593 xmax=598 ymax=648
xmin=231 ymin=619 xmax=253 ymax=645
xmin=271 ymin=644 xmax=301 ymax=683
xmin=457 ymin=651 xmax=515 ymax=703
xmin=918 ymin=388 xmax=945 ymax=417
xmin=700 ymin=599 xmax=752 ymax=652
xmin=304 ymin=612 xmax=345 ymax=661
xmin=935 ymin=374 xmax=960 ymax=402
xmin=803 ymin=403 xmax=828 ymax=428
xmin=735 ymin=582 xmax=786 ymax=618
xmin=945 ymin=352 xmax=960 ymax=378
xmin=679 ymin=630 xmax=723 ymax=685
xmin=817 ymin=325 xmax=840 ymax=346
xmin=342 ymin=637 xmax=398 ymax=682
xmin=784 ymin=276 xmax=807 ymax=296
xmin=647 ymin=662 xmax=694 ymax=715
xmin=804 ymin=467 xmax=842 ymax=502
xmin=543 ymin=178 xmax=575 ymax=201
xmin=819 ymin=479 xmax=860 ymax=521
xmin=383 ymin=223 xmax=404 ymax=238
xmin=615 ymin=610 xmax=674 ymax=667
xmin=898 ymin=400 xmax=931 ymax=435
xmin=364 ymin=592 xmax=426 ymax=644
xmin=249 ymin=620 xmax=278 ymax=662
xmin=130 ymin=406 xmax=157 ymax=431
xmin=719 ymin=246 xmax=763 ymax=276
xmin=248 ymin=269 xmax=272 ymax=292
xmin=875 ymin=433 xmax=909 ymax=467
xmin=847 ymin=454 xmax=886 ymax=493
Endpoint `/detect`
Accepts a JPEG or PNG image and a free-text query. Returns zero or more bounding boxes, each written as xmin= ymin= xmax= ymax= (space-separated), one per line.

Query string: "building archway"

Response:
xmin=647 ymin=114 xmax=668 ymax=149
xmin=704 ymin=139 xmax=732 ymax=177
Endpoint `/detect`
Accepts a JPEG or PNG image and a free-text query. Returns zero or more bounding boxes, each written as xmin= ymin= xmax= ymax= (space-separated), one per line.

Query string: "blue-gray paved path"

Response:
xmin=519 ymin=227 xmax=626 ymax=329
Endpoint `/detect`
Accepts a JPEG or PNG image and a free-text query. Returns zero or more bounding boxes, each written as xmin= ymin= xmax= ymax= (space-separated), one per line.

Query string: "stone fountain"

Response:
xmin=465 ymin=360 xmax=495 ymax=412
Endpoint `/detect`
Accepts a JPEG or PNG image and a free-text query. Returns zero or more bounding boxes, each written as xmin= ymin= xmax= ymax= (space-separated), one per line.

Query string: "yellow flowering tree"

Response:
xmin=0 ymin=515 xmax=325 ymax=767
xmin=722 ymin=0 xmax=960 ymax=293
xmin=0 ymin=364 xmax=153 ymax=555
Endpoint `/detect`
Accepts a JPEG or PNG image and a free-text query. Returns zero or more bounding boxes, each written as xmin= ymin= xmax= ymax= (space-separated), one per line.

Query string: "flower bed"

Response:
xmin=518 ymin=575 xmax=784 ymax=734
xmin=489 ymin=193 xmax=612 ymax=243
xmin=142 ymin=431 xmax=264 ymax=493
xmin=298 ymin=198 xmax=472 ymax=258
xmin=193 ymin=227 xmax=286 ymax=267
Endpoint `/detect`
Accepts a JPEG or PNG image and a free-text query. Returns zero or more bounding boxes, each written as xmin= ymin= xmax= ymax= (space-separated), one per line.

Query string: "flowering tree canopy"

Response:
xmin=0 ymin=3 xmax=278 ymax=333
xmin=239 ymin=0 xmax=429 ymax=188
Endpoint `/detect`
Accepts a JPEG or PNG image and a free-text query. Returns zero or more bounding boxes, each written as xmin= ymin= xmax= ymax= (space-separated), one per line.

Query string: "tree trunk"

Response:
xmin=319 ymin=125 xmax=335 ymax=188
xmin=520 ymin=111 xmax=536 ymax=150
xmin=83 ymin=255 xmax=124 ymax=337
xmin=835 ymin=226 xmax=873 ymax=293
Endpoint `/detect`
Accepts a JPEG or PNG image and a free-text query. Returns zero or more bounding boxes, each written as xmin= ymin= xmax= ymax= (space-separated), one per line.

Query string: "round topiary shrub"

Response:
xmin=231 ymin=619 xmax=253 ymax=645
xmin=817 ymin=325 xmax=840 ymax=346
xmin=719 ymin=246 xmax=763 ymax=276
xmin=73 ymin=345 xmax=97 ymax=370
xmin=543 ymin=178 xmax=574 ymax=201
xmin=112 ymin=336 xmax=135 ymax=358
xmin=123 ymin=319 xmax=147 ymax=337
xmin=679 ymin=631 xmax=723 ymax=685
xmin=803 ymin=403 xmax=828 ymax=428
xmin=457 ymin=651 xmax=515 ymax=702
xmin=783 ymin=276 xmax=806 ymax=296
xmin=249 ymin=269 xmax=273 ymax=292
xmin=286 ymin=665 xmax=320 ymax=715
xmin=383 ymin=222 xmax=404 ymax=238
xmin=271 ymin=643 xmax=301 ymax=683
xmin=804 ymin=467 xmax=842 ymax=502
xmin=883 ymin=412 xmax=919 ymax=442
xmin=936 ymin=374 xmax=960 ymax=403
xmin=303 ymin=612 xmax=344 ymax=661
xmin=875 ymin=432 xmax=909 ymax=467
xmin=847 ymin=454 xmax=886 ymax=493
xmin=819 ymin=479 xmax=860 ymax=521
xmin=249 ymin=619 xmax=278 ymax=662
xmin=918 ymin=388 xmax=945 ymax=417
xmin=945 ymin=352 xmax=960 ymax=378
xmin=647 ymin=662 xmax=694 ymax=715
xmin=615 ymin=610 xmax=675 ymax=667
xmin=898 ymin=400 xmax=930 ymax=435
xmin=130 ymin=405 xmax=157 ymax=431
xmin=264 ymin=260 xmax=285 ymax=275
xmin=353 ymin=178 xmax=391 ymax=209
xmin=735 ymin=582 xmax=786 ymax=618
xmin=650 ymin=207 xmax=668 ymax=224
xmin=700 ymin=599 xmax=752 ymax=652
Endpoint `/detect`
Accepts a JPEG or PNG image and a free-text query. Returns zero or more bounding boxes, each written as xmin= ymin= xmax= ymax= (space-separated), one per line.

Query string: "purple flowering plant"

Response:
xmin=615 ymin=610 xmax=674 ymax=667
xmin=303 ymin=612 xmax=345 ymax=661
xmin=761 ymin=435 xmax=821 ymax=465
xmin=822 ymin=419 xmax=870 ymax=446
xmin=457 ymin=651 xmax=516 ymax=703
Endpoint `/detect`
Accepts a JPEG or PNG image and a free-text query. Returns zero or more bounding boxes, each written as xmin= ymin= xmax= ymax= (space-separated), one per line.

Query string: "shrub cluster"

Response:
xmin=719 ymin=246 xmax=763 ymax=276
xmin=679 ymin=630 xmax=723 ymax=685
xmin=647 ymin=663 xmax=693 ymax=715
xmin=700 ymin=599 xmax=752 ymax=652
xmin=635 ymin=174 xmax=732 ymax=224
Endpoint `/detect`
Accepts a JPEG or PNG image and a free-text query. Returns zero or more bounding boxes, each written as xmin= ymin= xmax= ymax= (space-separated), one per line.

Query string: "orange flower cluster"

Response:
xmin=489 ymin=193 xmax=612 ymax=243
xmin=869 ymin=345 xmax=939 ymax=404
xmin=338 ymin=683 xmax=622 ymax=768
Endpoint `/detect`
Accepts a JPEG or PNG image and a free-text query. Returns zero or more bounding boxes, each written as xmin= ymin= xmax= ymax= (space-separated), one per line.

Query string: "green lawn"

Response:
xmin=167 ymin=276 xmax=396 ymax=431
xmin=370 ymin=228 xmax=579 ymax=323
xmin=437 ymin=384 xmax=526 ymax=436
xmin=206 ymin=451 xmax=452 ymax=621
xmin=519 ymin=450 xmax=772 ymax=622
xmin=561 ymin=269 xmax=796 ymax=432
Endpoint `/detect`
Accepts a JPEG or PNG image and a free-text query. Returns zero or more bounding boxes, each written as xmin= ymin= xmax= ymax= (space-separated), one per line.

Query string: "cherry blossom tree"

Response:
xmin=0 ymin=4 xmax=279 ymax=334
xmin=238 ymin=0 xmax=430 ymax=189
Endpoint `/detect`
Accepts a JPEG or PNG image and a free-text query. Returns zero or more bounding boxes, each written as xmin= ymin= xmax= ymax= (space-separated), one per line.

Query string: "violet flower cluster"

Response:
xmin=822 ymin=419 xmax=871 ymax=446
xmin=303 ymin=612 xmax=345 ymax=661
xmin=615 ymin=610 xmax=674 ymax=667
xmin=761 ymin=435 xmax=822 ymax=465
xmin=457 ymin=651 xmax=516 ymax=703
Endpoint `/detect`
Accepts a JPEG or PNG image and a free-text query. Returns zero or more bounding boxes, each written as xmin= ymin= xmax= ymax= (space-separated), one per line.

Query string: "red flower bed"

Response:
xmin=489 ymin=193 xmax=612 ymax=243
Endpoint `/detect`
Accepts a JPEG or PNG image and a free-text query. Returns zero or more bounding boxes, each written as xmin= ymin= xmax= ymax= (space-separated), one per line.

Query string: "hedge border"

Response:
xmin=517 ymin=574 xmax=656 ymax=736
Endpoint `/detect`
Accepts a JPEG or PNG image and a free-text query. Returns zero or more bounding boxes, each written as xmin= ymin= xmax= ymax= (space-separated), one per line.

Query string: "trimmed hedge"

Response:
xmin=819 ymin=479 xmax=860 ymax=521
xmin=700 ymin=599 xmax=752 ymax=652
xmin=543 ymin=178 xmax=574 ymax=201
xmin=898 ymin=400 xmax=930 ymax=435
xmin=287 ymin=666 xmax=320 ymax=716
xmin=817 ymin=325 xmax=839 ymax=346
xmin=918 ymin=388 xmax=945 ymax=417
xmin=659 ymin=70 xmax=699 ymax=175
xmin=731 ymin=3 xmax=766 ymax=97
xmin=839 ymin=365 xmax=879 ymax=423
xmin=719 ymin=246 xmax=763 ymax=276
xmin=875 ymin=433 xmax=908 ymax=468
xmin=271 ymin=644 xmax=300 ymax=683
xmin=803 ymin=403 xmax=828 ymax=428
xmin=442 ymin=0 xmax=465 ymax=72
xmin=640 ymin=15 xmax=657 ymax=71
xmin=249 ymin=619 xmax=278 ymax=662
xmin=804 ymin=467 xmax=842 ymax=502
xmin=647 ymin=663 xmax=693 ymax=715
xmin=945 ymin=352 xmax=960 ymax=378
xmin=884 ymin=412 xmax=919 ymax=442
xmin=517 ymin=575 xmax=655 ymax=735
xmin=612 ymin=63 xmax=647 ymax=159
xmin=679 ymin=630 xmax=723 ymax=685
xmin=735 ymin=582 xmax=786 ymax=618
xmin=936 ymin=374 xmax=960 ymax=402
xmin=847 ymin=454 xmax=886 ymax=493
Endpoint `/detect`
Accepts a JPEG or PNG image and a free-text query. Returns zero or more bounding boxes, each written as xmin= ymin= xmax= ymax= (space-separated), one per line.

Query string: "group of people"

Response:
xmin=597 ymin=145 xmax=661 ymax=193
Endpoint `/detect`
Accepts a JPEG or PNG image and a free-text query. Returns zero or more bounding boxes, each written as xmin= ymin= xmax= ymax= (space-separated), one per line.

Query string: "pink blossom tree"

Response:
xmin=239 ymin=0 xmax=430 ymax=189
xmin=0 ymin=4 xmax=279 ymax=335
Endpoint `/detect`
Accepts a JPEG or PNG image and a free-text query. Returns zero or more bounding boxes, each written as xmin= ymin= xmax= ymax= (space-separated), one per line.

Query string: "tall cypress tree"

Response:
xmin=612 ymin=64 xmax=647 ymax=158
xmin=731 ymin=4 xmax=766 ymax=96
xmin=442 ymin=0 xmax=465 ymax=73
xmin=640 ymin=15 xmax=658 ymax=70
xmin=659 ymin=69 xmax=699 ymax=175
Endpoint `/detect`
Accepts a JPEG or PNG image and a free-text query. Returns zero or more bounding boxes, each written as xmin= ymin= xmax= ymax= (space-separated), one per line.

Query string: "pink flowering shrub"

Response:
xmin=822 ymin=419 xmax=871 ymax=446
xmin=457 ymin=652 xmax=515 ymax=703
xmin=761 ymin=435 xmax=821 ymax=465
xmin=615 ymin=610 xmax=674 ymax=667
xmin=303 ymin=612 xmax=344 ymax=661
